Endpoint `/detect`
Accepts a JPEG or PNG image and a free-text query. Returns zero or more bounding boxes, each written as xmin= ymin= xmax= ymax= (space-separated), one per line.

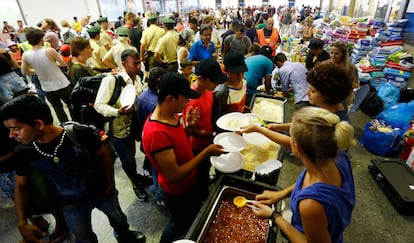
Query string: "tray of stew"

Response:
xmin=196 ymin=186 xmax=270 ymax=243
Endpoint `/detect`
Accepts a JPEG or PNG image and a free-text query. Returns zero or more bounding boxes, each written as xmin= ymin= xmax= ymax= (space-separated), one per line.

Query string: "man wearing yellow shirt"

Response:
xmin=97 ymin=17 xmax=112 ymax=52
xmin=140 ymin=14 xmax=165 ymax=74
xmin=87 ymin=26 xmax=111 ymax=72
xmin=154 ymin=18 xmax=179 ymax=72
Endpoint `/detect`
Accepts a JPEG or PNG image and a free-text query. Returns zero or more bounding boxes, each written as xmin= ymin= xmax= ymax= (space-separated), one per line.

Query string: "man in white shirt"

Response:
xmin=95 ymin=49 xmax=149 ymax=202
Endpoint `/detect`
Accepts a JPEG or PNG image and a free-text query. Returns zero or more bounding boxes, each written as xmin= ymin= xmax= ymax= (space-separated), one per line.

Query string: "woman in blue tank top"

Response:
xmin=250 ymin=107 xmax=356 ymax=243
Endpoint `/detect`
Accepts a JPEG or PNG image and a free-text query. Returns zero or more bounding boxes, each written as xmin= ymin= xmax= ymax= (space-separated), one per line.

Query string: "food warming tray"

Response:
xmin=186 ymin=175 xmax=280 ymax=242
xmin=249 ymin=93 xmax=287 ymax=124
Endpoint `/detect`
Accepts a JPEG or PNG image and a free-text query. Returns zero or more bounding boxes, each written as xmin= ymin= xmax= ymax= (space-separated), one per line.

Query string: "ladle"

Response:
xmin=233 ymin=196 xmax=256 ymax=207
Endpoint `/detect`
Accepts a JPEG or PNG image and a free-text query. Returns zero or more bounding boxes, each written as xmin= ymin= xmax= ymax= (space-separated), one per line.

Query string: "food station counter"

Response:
xmin=186 ymin=175 xmax=281 ymax=242
xmin=184 ymin=94 xmax=288 ymax=242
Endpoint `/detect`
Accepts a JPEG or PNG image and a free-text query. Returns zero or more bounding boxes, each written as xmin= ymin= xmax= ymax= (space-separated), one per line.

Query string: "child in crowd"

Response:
xmin=179 ymin=59 xmax=197 ymax=84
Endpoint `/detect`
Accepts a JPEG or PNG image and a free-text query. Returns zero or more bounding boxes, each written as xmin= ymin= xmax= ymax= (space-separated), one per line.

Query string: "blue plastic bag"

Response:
xmin=360 ymin=120 xmax=405 ymax=156
xmin=376 ymin=101 xmax=414 ymax=130
xmin=377 ymin=82 xmax=400 ymax=109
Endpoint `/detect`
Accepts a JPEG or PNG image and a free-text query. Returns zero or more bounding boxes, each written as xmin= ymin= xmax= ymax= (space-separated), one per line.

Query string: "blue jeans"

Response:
xmin=62 ymin=190 xmax=131 ymax=243
xmin=159 ymin=184 xmax=203 ymax=243
xmin=151 ymin=165 xmax=160 ymax=201
xmin=112 ymin=136 xmax=137 ymax=176
xmin=30 ymin=75 xmax=45 ymax=102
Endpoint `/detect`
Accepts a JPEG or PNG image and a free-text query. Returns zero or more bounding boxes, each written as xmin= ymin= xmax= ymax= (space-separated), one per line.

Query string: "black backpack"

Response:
xmin=70 ymin=74 xmax=125 ymax=130
xmin=360 ymin=86 xmax=384 ymax=118
xmin=62 ymin=121 xmax=109 ymax=199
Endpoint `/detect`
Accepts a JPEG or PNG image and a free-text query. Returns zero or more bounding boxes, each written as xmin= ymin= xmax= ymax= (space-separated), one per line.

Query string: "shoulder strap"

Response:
xmin=63 ymin=121 xmax=100 ymax=154
xmin=63 ymin=121 xmax=82 ymax=148
xmin=147 ymin=32 xmax=156 ymax=50
xmin=108 ymin=75 xmax=126 ymax=106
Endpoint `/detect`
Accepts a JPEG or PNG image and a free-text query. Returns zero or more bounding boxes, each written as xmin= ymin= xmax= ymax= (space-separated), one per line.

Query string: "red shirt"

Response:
xmin=142 ymin=116 xmax=197 ymax=195
xmin=184 ymin=83 xmax=214 ymax=151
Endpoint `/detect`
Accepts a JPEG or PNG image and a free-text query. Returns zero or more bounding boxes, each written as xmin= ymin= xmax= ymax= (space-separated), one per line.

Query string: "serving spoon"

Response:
xmin=233 ymin=196 xmax=257 ymax=208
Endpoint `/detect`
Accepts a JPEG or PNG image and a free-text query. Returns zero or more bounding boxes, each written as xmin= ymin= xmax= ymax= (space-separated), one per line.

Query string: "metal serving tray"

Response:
xmin=186 ymin=175 xmax=279 ymax=242
xmin=197 ymin=186 xmax=270 ymax=242
xmin=249 ymin=93 xmax=287 ymax=124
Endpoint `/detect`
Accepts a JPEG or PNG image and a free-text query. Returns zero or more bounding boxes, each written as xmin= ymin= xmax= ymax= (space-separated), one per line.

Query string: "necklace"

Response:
xmin=32 ymin=131 xmax=66 ymax=163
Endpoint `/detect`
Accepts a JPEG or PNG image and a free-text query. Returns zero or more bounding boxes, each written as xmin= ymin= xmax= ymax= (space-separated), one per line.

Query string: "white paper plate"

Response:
xmin=120 ymin=84 xmax=136 ymax=108
xmin=255 ymin=160 xmax=283 ymax=174
xmin=213 ymin=132 xmax=247 ymax=152
xmin=244 ymin=113 xmax=264 ymax=126
xmin=216 ymin=112 xmax=249 ymax=131
xmin=211 ymin=152 xmax=244 ymax=173
xmin=242 ymin=132 xmax=270 ymax=145
xmin=172 ymin=240 xmax=196 ymax=243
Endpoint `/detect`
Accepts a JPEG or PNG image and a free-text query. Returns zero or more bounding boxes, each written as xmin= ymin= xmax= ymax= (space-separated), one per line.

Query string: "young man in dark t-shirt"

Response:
xmin=0 ymin=95 xmax=146 ymax=243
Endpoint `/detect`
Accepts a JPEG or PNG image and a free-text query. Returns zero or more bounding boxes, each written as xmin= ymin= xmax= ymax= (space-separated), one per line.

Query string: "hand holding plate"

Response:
xmin=118 ymin=105 xmax=134 ymax=115
xmin=205 ymin=144 xmax=224 ymax=157
xmin=239 ymin=124 xmax=262 ymax=134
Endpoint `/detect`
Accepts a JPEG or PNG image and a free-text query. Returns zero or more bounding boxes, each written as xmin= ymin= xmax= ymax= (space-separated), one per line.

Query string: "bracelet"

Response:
xmin=268 ymin=210 xmax=280 ymax=221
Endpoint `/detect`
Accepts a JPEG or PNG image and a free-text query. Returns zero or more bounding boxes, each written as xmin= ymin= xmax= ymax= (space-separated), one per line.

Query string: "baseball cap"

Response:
xmin=260 ymin=45 xmax=273 ymax=57
xmin=158 ymin=73 xmax=201 ymax=99
xmin=148 ymin=14 xmax=158 ymax=21
xmin=308 ymin=38 xmax=324 ymax=49
xmin=60 ymin=44 xmax=70 ymax=53
xmin=149 ymin=67 xmax=168 ymax=84
xmin=7 ymin=41 xmax=17 ymax=48
xmin=224 ymin=51 xmax=248 ymax=74
xmin=162 ymin=18 xmax=175 ymax=25
xmin=86 ymin=26 xmax=101 ymax=33
xmin=196 ymin=59 xmax=228 ymax=84
xmin=96 ymin=17 xmax=108 ymax=23
xmin=116 ymin=27 xmax=130 ymax=36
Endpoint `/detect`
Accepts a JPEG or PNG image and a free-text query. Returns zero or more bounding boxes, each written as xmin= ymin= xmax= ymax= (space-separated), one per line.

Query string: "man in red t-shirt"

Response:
xmin=142 ymin=73 xmax=224 ymax=243
xmin=183 ymin=59 xmax=228 ymax=197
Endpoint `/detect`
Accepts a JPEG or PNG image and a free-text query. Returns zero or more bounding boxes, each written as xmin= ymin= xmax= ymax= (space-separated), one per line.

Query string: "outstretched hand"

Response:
xmin=251 ymin=201 xmax=273 ymax=219
xmin=239 ymin=124 xmax=262 ymax=134
xmin=206 ymin=144 xmax=225 ymax=157
xmin=256 ymin=190 xmax=284 ymax=205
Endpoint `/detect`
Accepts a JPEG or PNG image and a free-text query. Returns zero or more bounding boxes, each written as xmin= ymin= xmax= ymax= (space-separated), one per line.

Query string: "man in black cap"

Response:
xmin=305 ymin=38 xmax=330 ymax=70
xmin=154 ymin=18 xmax=179 ymax=72
xmin=182 ymin=59 xmax=227 ymax=199
xmin=213 ymin=50 xmax=249 ymax=122
xmin=142 ymin=73 xmax=224 ymax=243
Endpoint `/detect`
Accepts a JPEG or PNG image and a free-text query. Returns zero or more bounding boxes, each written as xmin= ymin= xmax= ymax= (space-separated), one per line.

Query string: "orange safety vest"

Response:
xmin=256 ymin=28 xmax=279 ymax=56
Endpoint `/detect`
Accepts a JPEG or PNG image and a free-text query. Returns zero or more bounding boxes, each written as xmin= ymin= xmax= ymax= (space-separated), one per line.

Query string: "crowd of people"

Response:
xmin=0 ymin=4 xmax=357 ymax=243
